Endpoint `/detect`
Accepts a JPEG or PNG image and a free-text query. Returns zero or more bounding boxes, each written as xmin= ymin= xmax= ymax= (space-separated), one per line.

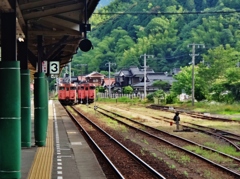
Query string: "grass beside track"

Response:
xmin=94 ymin=98 xmax=240 ymax=121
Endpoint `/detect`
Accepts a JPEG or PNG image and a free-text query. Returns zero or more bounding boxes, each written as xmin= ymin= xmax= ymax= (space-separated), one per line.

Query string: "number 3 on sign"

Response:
xmin=50 ymin=61 xmax=59 ymax=74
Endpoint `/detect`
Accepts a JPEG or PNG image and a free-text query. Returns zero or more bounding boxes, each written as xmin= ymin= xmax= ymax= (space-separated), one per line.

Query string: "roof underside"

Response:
xmin=0 ymin=0 xmax=100 ymax=79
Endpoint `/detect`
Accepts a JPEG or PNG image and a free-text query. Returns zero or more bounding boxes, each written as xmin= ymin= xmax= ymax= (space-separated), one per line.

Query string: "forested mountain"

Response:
xmin=71 ymin=0 xmax=240 ymax=102
xmin=73 ymin=0 xmax=240 ymax=73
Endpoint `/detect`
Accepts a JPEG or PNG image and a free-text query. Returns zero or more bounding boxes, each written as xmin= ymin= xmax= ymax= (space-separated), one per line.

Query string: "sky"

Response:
xmin=97 ymin=0 xmax=113 ymax=9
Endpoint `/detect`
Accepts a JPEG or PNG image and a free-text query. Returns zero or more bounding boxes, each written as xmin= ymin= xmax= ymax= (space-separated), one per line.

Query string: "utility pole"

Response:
xmin=188 ymin=43 xmax=205 ymax=106
xmin=140 ymin=53 xmax=154 ymax=98
xmin=105 ymin=62 xmax=116 ymax=98
xmin=56 ymin=77 xmax=58 ymax=94
xmin=64 ymin=65 xmax=69 ymax=83
xmin=69 ymin=62 xmax=71 ymax=83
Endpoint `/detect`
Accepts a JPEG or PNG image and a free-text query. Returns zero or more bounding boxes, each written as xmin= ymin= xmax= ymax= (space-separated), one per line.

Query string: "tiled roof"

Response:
xmin=132 ymin=81 xmax=154 ymax=87
xmin=119 ymin=70 xmax=131 ymax=77
xmin=129 ymin=67 xmax=140 ymax=75
xmin=104 ymin=78 xmax=115 ymax=85
xmin=85 ymin=71 xmax=105 ymax=77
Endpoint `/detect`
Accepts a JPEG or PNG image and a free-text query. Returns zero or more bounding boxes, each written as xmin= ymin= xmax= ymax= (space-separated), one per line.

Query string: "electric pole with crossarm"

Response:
xmin=140 ymin=53 xmax=154 ymax=98
xmin=105 ymin=62 xmax=116 ymax=97
xmin=188 ymin=43 xmax=205 ymax=106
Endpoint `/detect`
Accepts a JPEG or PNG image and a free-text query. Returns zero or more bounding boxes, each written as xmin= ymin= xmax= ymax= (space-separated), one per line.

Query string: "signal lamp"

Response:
xmin=79 ymin=39 xmax=93 ymax=52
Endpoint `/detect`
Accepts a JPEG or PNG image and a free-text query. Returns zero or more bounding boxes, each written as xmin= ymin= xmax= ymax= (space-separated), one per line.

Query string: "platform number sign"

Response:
xmin=50 ymin=61 xmax=59 ymax=74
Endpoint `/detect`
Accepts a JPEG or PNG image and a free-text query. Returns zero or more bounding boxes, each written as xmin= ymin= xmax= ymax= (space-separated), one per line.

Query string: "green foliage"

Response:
xmin=96 ymin=86 xmax=106 ymax=93
xmin=146 ymin=93 xmax=154 ymax=102
xmin=70 ymin=0 xmax=240 ymax=104
xmin=153 ymin=90 xmax=165 ymax=98
xmin=75 ymin=0 xmax=240 ymax=72
xmin=166 ymin=92 xmax=178 ymax=104
xmin=48 ymin=77 xmax=57 ymax=91
xmin=123 ymin=85 xmax=133 ymax=94
xmin=147 ymin=90 xmax=165 ymax=102
xmin=152 ymin=80 xmax=170 ymax=90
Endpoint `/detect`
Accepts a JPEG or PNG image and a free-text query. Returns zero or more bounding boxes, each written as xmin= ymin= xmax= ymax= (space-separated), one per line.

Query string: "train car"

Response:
xmin=58 ymin=83 xmax=77 ymax=105
xmin=77 ymin=83 xmax=85 ymax=104
xmin=85 ymin=83 xmax=96 ymax=104
xmin=77 ymin=82 xmax=96 ymax=104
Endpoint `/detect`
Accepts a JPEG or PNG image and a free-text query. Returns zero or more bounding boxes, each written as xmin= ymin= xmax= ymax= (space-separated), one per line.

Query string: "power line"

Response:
xmin=93 ymin=9 xmax=240 ymax=16
xmin=146 ymin=54 xmax=189 ymax=60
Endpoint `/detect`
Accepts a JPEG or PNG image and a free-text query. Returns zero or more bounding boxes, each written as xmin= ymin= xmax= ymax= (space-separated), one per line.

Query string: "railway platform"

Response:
xmin=21 ymin=100 xmax=106 ymax=179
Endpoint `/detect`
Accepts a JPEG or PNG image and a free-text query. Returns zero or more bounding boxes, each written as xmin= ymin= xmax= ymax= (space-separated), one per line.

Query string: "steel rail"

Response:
xmin=69 ymin=106 xmax=166 ymax=179
xmin=96 ymin=106 xmax=240 ymax=177
xmin=149 ymin=104 xmax=240 ymax=123
xmin=64 ymin=106 xmax=124 ymax=179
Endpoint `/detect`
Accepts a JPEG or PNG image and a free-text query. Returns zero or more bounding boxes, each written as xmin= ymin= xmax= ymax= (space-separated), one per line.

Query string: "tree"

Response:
xmin=197 ymin=45 xmax=240 ymax=102
xmin=186 ymin=0 xmax=195 ymax=10
xmin=97 ymin=86 xmax=106 ymax=93
xmin=123 ymin=86 xmax=133 ymax=94
xmin=152 ymin=80 xmax=170 ymax=91
xmin=171 ymin=65 xmax=207 ymax=101
xmin=71 ymin=0 xmax=240 ymax=104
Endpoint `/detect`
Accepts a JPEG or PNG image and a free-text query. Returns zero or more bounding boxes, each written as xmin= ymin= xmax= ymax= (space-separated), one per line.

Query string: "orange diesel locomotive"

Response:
xmin=77 ymin=83 xmax=96 ymax=104
xmin=58 ymin=83 xmax=77 ymax=105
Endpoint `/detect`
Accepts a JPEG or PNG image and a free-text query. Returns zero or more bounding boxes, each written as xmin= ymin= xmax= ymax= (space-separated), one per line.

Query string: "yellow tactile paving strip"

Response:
xmin=27 ymin=108 xmax=54 ymax=179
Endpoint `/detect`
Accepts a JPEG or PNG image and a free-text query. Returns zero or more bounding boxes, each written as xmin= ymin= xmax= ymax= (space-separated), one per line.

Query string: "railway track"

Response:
xmin=149 ymin=104 xmax=240 ymax=123
xmin=65 ymin=106 xmax=166 ymax=179
xmin=151 ymin=114 xmax=240 ymax=152
xmin=105 ymin=104 xmax=240 ymax=152
xmin=94 ymin=106 xmax=240 ymax=178
xmin=181 ymin=122 xmax=240 ymax=151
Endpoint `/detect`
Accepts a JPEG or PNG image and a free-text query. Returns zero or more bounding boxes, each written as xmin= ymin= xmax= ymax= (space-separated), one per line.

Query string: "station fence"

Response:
xmin=97 ymin=93 xmax=145 ymax=100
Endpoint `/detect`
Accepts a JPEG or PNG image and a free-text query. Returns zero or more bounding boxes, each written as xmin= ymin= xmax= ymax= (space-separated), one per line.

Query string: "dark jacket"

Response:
xmin=173 ymin=113 xmax=180 ymax=121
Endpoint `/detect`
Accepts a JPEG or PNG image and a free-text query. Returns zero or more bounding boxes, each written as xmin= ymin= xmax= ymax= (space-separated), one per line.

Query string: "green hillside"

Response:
xmin=71 ymin=0 xmax=240 ymax=102
xmin=73 ymin=0 xmax=240 ymax=72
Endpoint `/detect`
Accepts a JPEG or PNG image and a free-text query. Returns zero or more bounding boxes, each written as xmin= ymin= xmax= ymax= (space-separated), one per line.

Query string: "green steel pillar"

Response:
xmin=0 ymin=61 xmax=21 ymax=179
xmin=0 ymin=3 xmax=21 ymax=178
xmin=21 ymin=70 xmax=31 ymax=147
xmin=18 ymin=32 xmax=31 ymax=148
xmin=34 ymin=72 xmax=47 ymax=147
xmin=44 ymin=77 xmax=49 ymax=131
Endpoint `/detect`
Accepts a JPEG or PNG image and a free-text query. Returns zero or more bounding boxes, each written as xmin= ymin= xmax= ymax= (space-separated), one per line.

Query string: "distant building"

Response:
xmin=114 ymin=66 xmax=180 ymax=93
xmin=84 ymin=71 xmax=105 ymax=86
xmin=58 ymin=71 xmax=105 ymax=87
xmin=114 ymin=66 xmax=154 ymax=87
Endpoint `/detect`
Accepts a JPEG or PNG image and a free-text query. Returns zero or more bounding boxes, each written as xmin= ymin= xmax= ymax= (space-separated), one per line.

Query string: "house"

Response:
xmin=114 ymin=66 xmax=154 ymax=87
xmin=103 ymin=78 xmax=115 ymax=91
xmin=77 ymin=76 xmax=86 ymax=83
xmin=84 ymin=71 xmax=105 ymax=86
xmin=115 ymin=66 xmax=179 ymax=93
xmin=132 ymin=72 xmax=176 ymax=93
xmin=172 ymin=68 xmax=181 ymax=75
xmin=147 ymin=72 xmax=176 ymax=85
xmin=58 ymin=72 xmax=105 ymax=87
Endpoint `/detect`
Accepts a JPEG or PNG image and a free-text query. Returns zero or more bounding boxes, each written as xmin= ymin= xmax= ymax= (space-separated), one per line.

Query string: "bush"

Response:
xmin=146 ymin=93 xmax=154 ymax=101
xmin=166 ymin=93 xmax=178 ymax=104
xmin=97 ymin=86 xmax=105 ymax=93
xmin=147 ymin=90 xmax=166 ymax=103
xmin=123 ymin=86 xmax=133 ymax=94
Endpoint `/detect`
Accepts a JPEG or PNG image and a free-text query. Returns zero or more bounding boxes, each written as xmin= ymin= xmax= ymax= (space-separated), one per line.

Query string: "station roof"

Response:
xmin=0 ymin=0 xmax=100 ymax=80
